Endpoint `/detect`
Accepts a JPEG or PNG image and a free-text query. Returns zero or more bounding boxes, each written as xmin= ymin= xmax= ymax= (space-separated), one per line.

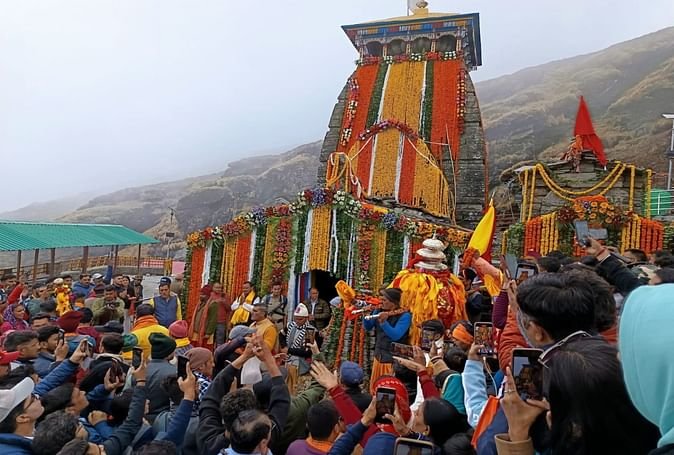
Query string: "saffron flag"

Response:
xmin=574 ymin=96 xmax=608 ymax=166
xmin=467 ymin=200 xmax=496 ymax=260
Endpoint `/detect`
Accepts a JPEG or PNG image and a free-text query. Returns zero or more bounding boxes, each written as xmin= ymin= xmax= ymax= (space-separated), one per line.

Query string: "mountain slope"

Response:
xmin=60 ymin=141 xmax=322 ymax=255
xmin=0 ymin=194 xmax=93 ymax=221
xmin=477 ymin=26 xmax=674 ymax=181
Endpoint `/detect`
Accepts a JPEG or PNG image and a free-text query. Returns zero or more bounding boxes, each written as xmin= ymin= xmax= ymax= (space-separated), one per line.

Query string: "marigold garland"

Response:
xmin=261 ymin=220 xmax=278 ymax=293
xmin=535 ymin=162 xmax=625 ymax=202
xmin=350 ymin=317 xmax=359 ymax=361
xmin=430 ymin=59 xmax=464 ymax=162
xmin=181 ymin=247 xmax=193 ymax=317
xmin=221 ymin=238 xmax=238 ymax=297
xmin=357 ymin=223 xmax=375 ymax=290
xmin=645 ymin=170 xmax=652 ymax=218
xmin=186 ymin=246 xmax=205 ymax=322
xmin=527 ymin=167 xmax=537 ymax=221
xmin=232 ymin=235 xmax=252 ymax=298
xmin=358 ymin=322 xmax=366 ymax=367
xmin=308 ymin=206 xmax=332 ymax=271
xmin=370 ymin=62 xmax=425 ymax=199
xmin=411 ymin=139 xmax=450 ymax=217
xmin=271 ymin=218 xmax=293 ymax=286
xmin=628 ymin=165 xmax=636 ymax=212
xmin=420 ymin=60 xmax=434 ymax=141
xmin=370 ymin=229 xmax=387 ymax=289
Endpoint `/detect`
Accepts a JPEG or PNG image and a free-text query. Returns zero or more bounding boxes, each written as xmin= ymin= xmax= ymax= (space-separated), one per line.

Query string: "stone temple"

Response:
xmin=318 ymin=1 xmax=488 ymax=228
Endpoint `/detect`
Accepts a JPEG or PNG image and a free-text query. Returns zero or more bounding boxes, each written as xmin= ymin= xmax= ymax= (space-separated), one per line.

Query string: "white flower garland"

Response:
xmin=247 ymin=229 xmax=257 ymax=281
xmin=201 ymin=241 xmax=212 ymax=287
xmin=301 ymin=209 xmax=314 ymax=274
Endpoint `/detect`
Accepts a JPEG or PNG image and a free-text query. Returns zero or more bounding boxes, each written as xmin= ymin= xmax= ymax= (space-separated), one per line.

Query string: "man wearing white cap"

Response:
xmin=283 ymin=303 xmax=314 ymax=394
xmin=0 ymin=378 xmax=43 ymax=453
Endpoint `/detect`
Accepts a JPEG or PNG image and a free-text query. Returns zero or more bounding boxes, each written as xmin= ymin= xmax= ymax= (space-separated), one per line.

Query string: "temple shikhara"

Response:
xmin=183 ymin=2 xmax=491 ymax=374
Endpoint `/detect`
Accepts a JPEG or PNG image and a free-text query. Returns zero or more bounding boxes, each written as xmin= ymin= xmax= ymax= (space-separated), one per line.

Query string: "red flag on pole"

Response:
xmin=573 ymin=96 xmax=608 ymax=166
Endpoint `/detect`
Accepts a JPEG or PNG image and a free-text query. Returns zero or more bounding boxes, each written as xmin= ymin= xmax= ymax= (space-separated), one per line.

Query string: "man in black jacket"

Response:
xmin=198 ymin=334 xmax=290 ymax=455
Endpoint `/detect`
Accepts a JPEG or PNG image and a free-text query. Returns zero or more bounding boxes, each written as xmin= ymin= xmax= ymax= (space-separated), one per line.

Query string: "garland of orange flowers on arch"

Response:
xmin=230 ymin=235 xmax=252 ymax=298
xmin=186 ymin=246 xmax=206 ymax=321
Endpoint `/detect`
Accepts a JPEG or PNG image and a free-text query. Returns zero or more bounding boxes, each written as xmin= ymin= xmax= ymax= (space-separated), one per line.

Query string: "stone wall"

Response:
xmin=454 ymin=72 xmax=487 ymax=228
xmin=516 ymin=156 xmax=649 ymax=221
xmin=316 ymin=85 xmax=348 ymax=186
xmin=316 ymin=65 xmax=488 ymax=229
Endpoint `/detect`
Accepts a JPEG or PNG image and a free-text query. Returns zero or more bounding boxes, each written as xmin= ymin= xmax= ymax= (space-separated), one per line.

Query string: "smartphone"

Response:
xmin=392 ymin=342 xmax=414 ymax=359
xmin=505 ymin=253 xmax=518 ymax=280
xmin=375 ymin=387 xmax=396 ymax=424
xmin=109 ymin=358 xmax=124 ymax=383
xmin=393 ymin=437 xmax=435 ymax=455
xmin=304 ymin=328 xmax=316 ymax=346
xmin=58 ymin=329 xmax=65 ymax=344
xmin=574 ymin=220 xmax=591 ymax=247
xmin=177 ymin=355 xmax=189 ymax=380
xmin=132 ymin=347 xmax=143 ymax=369
xmin=474 ymin=322 xmax=495 ymax=356
xmin=516 ymin=263 xmax=537 ymax=282
xmin=78 ymin=339 xmax=92 ymax=356
xmin=512 ymin=348 xmax=544 ymax=401
xmin=420 ymin=329 xmax=434 ymax=352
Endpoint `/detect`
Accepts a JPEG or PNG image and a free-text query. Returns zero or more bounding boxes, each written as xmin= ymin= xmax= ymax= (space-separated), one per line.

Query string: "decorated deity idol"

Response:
xmin=389 ymin=236 xmax=467 ymax=344
xmin=53 ymin=278 xmax=73 ymax=316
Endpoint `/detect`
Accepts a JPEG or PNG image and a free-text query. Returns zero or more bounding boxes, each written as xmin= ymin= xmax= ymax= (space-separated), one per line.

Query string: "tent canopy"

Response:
xmin=0 ymin=221 xmax=158 ymax=252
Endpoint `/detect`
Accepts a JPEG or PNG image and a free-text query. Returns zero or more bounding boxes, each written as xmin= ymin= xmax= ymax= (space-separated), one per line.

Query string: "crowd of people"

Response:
xmin=0 ymin=238 xmax=673 ymax=455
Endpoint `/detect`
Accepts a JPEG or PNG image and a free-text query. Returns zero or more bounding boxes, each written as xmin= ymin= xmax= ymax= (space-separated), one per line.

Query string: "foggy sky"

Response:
xmin=2 ymin=0 xmax=673 ymax=212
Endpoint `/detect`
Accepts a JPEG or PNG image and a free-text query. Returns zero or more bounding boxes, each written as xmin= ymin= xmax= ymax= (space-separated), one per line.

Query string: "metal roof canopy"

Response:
xmin=0 ymin=221 xmax=158 ymax=252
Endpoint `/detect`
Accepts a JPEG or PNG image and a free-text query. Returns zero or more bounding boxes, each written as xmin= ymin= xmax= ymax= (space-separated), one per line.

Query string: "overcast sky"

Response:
xmin=1 ymin=0 xmax=673 ymax=212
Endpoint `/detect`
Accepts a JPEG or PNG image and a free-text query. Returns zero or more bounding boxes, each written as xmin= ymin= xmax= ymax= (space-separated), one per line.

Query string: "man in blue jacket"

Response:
xmin=149 ymin=277 xmax=182 ymax=328
xmin=71 ymin=273 xmax=95 ymax=300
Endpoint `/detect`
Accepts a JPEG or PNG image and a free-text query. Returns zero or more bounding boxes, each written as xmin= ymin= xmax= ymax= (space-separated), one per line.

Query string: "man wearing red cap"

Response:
xmin=0 ymin=350 xmax=20 ymax=379
xmin=169 ymin=320 xmax=193 ymax=357
xmin=57 ymin=311 xmax=95 ymax=355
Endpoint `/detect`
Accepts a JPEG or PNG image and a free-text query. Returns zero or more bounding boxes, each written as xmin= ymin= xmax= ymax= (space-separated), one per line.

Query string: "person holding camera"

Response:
xmin=91 ymin=285 xmax=124 ymax=326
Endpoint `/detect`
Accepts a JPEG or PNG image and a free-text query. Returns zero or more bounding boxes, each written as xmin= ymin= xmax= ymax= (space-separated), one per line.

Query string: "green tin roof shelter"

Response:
xmin=0 ymin=220 xmax=158 ymax=281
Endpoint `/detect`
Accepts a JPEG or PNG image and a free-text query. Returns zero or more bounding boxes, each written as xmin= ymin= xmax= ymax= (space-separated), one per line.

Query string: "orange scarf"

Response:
xmin=306 ymin=437 xmax=333 ymax=453
xmin=132 ymin=315 xmax=159 ymax=330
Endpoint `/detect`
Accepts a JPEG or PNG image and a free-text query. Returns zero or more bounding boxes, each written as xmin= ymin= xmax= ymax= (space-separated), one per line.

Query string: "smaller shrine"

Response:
xmin=501 ymin=97 xmax=664 ymax=257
